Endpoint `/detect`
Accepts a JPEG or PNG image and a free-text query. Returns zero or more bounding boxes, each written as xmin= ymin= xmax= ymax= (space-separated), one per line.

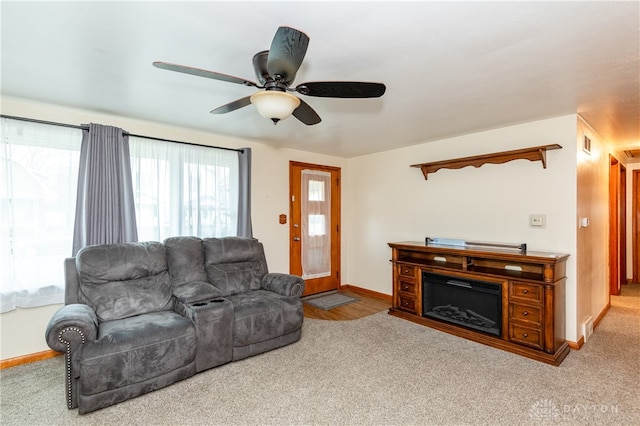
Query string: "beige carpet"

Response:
xmin=1 ymin=284 xmax=639 ymax=425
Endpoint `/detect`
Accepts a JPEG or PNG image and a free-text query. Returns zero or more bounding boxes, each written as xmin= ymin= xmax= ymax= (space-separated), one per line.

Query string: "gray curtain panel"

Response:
xmin=72 ymin=123 xmax=138 ymax=255
xmin=237 ymin=147 xmax=253 ymax=238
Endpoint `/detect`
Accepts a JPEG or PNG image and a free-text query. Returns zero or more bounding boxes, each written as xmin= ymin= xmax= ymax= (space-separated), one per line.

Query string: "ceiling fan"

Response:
xmin=153 ymin=26 xmax=386 ymax=125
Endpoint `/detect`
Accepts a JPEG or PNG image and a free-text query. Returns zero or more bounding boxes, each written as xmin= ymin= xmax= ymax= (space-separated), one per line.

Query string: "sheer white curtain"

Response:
xmin=1 ymin=118 xmax=81 ymax=313
xmin=301 ymin=169 xmax=331 ymax=279
xmin=128 ymin=137 xmax=239 ymax=241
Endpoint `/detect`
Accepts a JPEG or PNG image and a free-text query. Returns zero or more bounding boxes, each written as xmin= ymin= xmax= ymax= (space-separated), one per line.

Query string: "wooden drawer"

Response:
xmin=398 ymin=264 xmax=415 ymax=278
xmin=398 ymin=279 xmax=416 ymax=296
xmin=509 ymin=282 xmax=543 ymax=304
xmin=509 ymin=323 xmax=543 ymax=349
xmin=398 ymin=296 xmax=416 ymax=313
xmin=509 ymin=303 xmax=542 ymax=326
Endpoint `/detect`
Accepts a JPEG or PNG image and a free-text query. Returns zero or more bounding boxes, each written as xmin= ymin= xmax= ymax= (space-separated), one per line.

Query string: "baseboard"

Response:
xmin=567 ymin=337 xmax=584 ymax=350
xmin=0 ymin=349 xmax=62 ymax=370
xmin=340 ymin=284 xmax=392 ymax=302
xmin=594 ymin=301 xmax=610 ymax=329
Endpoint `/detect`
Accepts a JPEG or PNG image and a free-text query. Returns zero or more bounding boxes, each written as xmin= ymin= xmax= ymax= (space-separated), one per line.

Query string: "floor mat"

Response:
xmin=303 ymin=293 xmax=359 ymax=310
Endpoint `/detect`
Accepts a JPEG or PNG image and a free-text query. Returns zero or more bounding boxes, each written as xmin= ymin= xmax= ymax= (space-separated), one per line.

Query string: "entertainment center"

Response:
xmin=388 ymin=240 xmax=570 ymax=365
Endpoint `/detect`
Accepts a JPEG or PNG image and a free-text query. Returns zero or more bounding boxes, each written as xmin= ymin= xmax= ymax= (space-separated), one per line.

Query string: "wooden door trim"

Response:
xmin=609 ymin=156 xmax=619 ymax=295
xmin=620 ymin=163 xmax=626 ymax=287
xmin=608 ymin=155 xmax=627 ymax=295
xmin=634 ymin=170 xmax=640 ymax=283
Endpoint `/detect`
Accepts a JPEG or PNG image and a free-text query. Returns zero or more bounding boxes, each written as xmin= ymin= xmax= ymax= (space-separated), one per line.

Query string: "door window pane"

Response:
xmin=308 ymin=214 xmax=326 ymax=236
xmin=301 ymin=170 xmax=331 ymax=279
xmin=308 ymin=180 xmax=325 ymax=201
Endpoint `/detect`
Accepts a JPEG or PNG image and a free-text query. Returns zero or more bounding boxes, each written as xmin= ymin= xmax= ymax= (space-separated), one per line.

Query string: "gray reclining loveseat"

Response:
xmin=45 ymin=237 xmax=304 ymax=414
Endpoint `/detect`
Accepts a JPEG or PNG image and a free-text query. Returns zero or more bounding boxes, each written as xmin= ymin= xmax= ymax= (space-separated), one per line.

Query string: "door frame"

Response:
xmin=619 ymin=162 xmax=627 ymax=287
xmin=289 ymin=161 xmax=341 ymax=296
xmin=609 ymin=155 xmax=627 ymax=295
xmin=633 ymin=170 xmax=640 ymax=283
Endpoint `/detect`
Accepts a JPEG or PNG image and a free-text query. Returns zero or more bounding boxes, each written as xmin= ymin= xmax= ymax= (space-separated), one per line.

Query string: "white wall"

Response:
xmin=0 ymin=97 xmax=346 ymax=360
xmin=344 ymin=115 xmax=580 ymax=341
xmin=0 ymin=97 xmax=596 ymax=357
xmin=576 ymin=118 xmax=611 ymax=340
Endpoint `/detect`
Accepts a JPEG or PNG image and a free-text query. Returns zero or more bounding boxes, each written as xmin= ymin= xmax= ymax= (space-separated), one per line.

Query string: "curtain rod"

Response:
xmin=0 ymin=114 xmax=244 ymax=153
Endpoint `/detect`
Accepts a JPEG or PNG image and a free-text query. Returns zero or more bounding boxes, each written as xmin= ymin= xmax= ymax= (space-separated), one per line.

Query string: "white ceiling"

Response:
xmin=1 ymin=1 xmax=639 ymax=159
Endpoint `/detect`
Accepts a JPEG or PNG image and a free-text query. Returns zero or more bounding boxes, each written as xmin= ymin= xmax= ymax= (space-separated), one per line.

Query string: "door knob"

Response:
xmin=293 ymin=237 xmax=301 ymax=241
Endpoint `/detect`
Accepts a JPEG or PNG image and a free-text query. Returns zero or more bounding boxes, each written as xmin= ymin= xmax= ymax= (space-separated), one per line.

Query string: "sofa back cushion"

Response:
xmin=164 ymin=236 xmax=208 ymax=286
xmin=76 ymin=241 xmax=173 ymax=322
xmin=203 ymin=237 xmax=268 ymax=295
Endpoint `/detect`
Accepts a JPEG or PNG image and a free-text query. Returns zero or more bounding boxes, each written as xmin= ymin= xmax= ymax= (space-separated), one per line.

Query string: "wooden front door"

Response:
xmin=289 ymin=161 xmax=341 ymax=296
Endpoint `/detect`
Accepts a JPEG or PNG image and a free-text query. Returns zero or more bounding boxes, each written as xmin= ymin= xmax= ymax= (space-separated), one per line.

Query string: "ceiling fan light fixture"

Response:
xmin=250 ymin=91 xmax=301 ymax=124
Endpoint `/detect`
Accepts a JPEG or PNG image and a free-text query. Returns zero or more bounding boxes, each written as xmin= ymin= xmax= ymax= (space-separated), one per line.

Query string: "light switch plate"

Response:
xmin=529 ymin=214 xmax=546 ymax=228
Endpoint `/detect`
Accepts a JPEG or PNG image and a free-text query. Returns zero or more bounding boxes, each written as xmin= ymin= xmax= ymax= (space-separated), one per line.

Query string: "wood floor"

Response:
xmin=302 ymin=287 xmax=391 ymax=320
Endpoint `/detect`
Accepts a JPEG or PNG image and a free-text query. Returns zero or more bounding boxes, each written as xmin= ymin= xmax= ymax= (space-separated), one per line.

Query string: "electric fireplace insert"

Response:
xmin=422 ymin=272 xmax=502 ymax=337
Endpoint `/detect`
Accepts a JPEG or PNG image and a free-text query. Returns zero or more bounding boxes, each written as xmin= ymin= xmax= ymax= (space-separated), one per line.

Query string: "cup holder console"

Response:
xmin=186 ymin=297 xmax=234 ymax=372
xmin=192 ymin=299 xmax=225 ymax=307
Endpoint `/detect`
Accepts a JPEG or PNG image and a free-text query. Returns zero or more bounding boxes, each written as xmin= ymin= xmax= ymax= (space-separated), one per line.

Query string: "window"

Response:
xmin=1 ymin=118 xmax=82 ymax=312
xmin=129 ymin=137 xmax=239 ymax=241
xmin=1 ymin=118 xmax=243 ymax=313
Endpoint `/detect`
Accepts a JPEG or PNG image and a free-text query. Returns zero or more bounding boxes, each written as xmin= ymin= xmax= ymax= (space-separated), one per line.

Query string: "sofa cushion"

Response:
xmin=203 ymin=238 xmax=268 ymax=295
xmin=226 ymin=290 xmax=303 ymax=347
xmin=78 ymin=311 xmax=196 ymax=396
xmin=164 ymin=236 xmax=208 ymax=286
xmin=76 ymin=242 xmax=173 ymax=322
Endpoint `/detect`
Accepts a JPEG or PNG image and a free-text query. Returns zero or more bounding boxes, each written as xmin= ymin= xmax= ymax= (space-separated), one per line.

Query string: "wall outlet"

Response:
xmin=529 ymin=214 xmax=546 ymax=228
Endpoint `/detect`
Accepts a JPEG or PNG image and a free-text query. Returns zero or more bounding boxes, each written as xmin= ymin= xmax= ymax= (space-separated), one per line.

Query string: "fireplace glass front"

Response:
xmin=422 ymin=272 xmax=502 ymax=337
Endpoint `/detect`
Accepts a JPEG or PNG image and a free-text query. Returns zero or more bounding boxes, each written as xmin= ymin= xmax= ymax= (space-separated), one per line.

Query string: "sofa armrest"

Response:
xmin=261 ymin=273 xmax=305 ymax=297
xmin=45 ymin=304 xmax=98 ymax=353
xmin=45 ymin=303 xmax=98 ymax=409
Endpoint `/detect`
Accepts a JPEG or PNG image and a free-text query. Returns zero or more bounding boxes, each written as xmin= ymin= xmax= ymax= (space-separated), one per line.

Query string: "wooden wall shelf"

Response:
xmin=411 ymin=144 xmax=562 ymax=180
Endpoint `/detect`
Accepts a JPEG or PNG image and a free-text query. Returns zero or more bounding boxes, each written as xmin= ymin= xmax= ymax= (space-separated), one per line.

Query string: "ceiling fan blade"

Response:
xmin=292 ymin=99 xmax=321 ymax=125
xmin=267 ymin=26 xmax=309 ymax=85
xmin=153 ymin=61 xmax=258 ymax=87
xmin=295 ymin=81 xmax=386 ymax=98
xmin=210 ymin=96 xmax=252 ymax=114
xmin=252 ymin=51 xmax=270 ymax=86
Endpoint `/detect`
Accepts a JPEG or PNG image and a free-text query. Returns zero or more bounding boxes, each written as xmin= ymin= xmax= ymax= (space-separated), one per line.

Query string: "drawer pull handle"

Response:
xmin=523 ymin=311 xmax=528 ymax=316
xmin=523 ymin=333 xmax=528 ymax=338
xmin=522 ymin=289 xmax=528 ymax=294
xmin=403 ymin=301 xmax=409 ymax=306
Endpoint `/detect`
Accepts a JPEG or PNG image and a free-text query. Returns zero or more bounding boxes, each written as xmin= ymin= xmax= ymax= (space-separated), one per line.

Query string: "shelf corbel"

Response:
xmin=411 ymin=144 xmax=562 ymax=180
